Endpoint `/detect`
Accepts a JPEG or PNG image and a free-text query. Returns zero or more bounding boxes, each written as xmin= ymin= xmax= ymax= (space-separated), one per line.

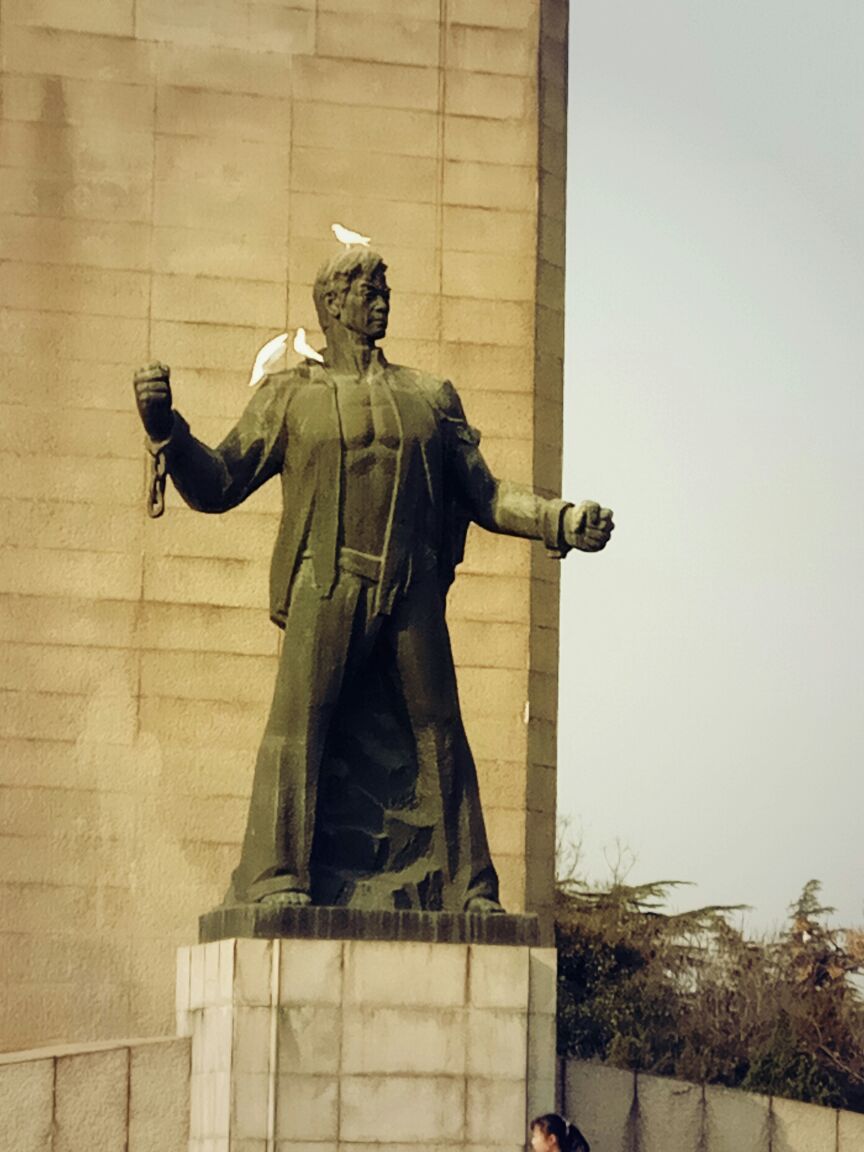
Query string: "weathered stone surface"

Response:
xmin=467 ymin=1008 xmax=528 ymax=1077
xmin=638 ymin=1073 xmax=705 ymax=1152
xmin=771 ymin=1095 xmax=838 ymax=1152
xmin=183 ymin=937 xmax=547 ymax=1149
xmin=564 ymin=1062 xmax=634 ymax=1152
xmin=0 ymin=1040 xmax=191 ymax=1152
xmin=341 ymin=1076 xmax=465 ymax=1143
xmin=279 ymin=938 xmax=343 ymax=1004
xmin=528 ymin=947 xmax=557 ymax=1016
xmin=341 ymin=1005 xmax=467 ymax=1075
xmin=55 ymin=1047 xmax=129 ymax=1152
xmin=467 ymin=1078 xmax=527 ymax=1145
xmin=839 ymin=1107 xmax=864 ymax=1150
xmin=704 ymin=1085 xmax=771 ymax=1152
xmin=559 ymin=1063 xmax=854 ymax=1152
xmin=469 ymin=942 xmax=530 ymax=1007
xmin=0 ymin=1058 xmax=54 ymax=1152
xmin=342 ymin=940 xmax=468 ymax=1007
xmin=128 ymin=1039 xmax=190 ymax=1152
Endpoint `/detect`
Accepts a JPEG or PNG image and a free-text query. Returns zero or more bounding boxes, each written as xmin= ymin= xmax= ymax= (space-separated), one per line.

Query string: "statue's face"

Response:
xmin=334 ymin=267 xmax=390 ymax=342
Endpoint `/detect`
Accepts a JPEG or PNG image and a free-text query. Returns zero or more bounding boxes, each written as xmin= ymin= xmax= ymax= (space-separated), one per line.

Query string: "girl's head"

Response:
xmin=530 ymin=1113 xmax=590 ymax=1152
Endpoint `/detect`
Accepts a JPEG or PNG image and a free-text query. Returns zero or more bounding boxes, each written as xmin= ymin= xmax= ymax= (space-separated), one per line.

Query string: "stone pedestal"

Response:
xmin=177 ymin=937 xmax=557 ymax=1152
xmin=199 ymin=905 xmax=542 ymax=947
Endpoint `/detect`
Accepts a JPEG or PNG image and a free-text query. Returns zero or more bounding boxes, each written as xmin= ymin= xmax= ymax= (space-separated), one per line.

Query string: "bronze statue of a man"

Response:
xmin=134 ymin=247 xmax=614 ymax=915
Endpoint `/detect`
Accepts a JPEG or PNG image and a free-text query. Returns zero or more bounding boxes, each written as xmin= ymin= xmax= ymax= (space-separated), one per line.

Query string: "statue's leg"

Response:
xmin=386 ymin=572 xmax=503 ymax=913
xmin=226 ymin=564 xmax=366 ymax=905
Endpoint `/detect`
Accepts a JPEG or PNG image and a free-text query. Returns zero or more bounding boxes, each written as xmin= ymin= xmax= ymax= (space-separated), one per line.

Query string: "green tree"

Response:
xmin=555 ymin=859 xmax=864 ymax=1111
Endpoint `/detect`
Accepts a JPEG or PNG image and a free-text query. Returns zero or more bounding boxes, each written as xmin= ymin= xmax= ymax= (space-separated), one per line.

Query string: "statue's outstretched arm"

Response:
xmin=134 ymin=363 xmax=287 ymax=514
xmin=438 ymin=379 xmax=614 ymax=556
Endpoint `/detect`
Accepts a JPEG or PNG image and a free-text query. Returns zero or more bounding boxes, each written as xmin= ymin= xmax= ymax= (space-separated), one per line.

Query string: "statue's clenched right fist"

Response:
xmin=134 ymin=362 xmax=174 ymax=441
xmin=564 ymin=501 xmax=615 ymax=553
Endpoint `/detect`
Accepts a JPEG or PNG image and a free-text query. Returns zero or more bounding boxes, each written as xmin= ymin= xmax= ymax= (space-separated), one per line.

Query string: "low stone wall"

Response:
xmin=4 ymin=1032 xmax=864 ymax=1150
xmin=563 ymin=1060 xmax=864 ymax=1152
xmin=0 ymin=1036 xmax=189 ymax=1152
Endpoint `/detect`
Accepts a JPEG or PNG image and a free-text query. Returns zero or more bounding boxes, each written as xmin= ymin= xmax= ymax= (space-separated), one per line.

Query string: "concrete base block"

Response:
xmin=179 ymin=938 xmax=557 ymax=1149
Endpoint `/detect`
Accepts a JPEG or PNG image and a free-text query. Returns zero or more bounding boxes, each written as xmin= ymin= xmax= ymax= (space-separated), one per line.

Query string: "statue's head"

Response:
xmin=313 ymin=247 xmax=390 ymax=345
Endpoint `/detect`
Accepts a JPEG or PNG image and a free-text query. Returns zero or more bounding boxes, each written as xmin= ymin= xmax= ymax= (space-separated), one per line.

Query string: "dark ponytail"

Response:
xmin=530 ymin=1113 xmax=590 ymax=1152
xmin=566 ymin=1122 xmax=590 ymax=1152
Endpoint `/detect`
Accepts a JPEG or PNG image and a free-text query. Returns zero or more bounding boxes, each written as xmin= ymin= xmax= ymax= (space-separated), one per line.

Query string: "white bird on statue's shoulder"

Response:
xmin=248 ymin=332 xmax=288 ymax=387
xmin=331 ymin=222 xmax=371 ymax=248
xmin=293 ymin=327 xmax=324 ymax=364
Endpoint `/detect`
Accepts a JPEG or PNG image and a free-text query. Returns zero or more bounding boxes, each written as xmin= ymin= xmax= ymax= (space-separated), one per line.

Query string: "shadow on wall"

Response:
xmin=563 ymin=1059 xmax=864 ymax=1152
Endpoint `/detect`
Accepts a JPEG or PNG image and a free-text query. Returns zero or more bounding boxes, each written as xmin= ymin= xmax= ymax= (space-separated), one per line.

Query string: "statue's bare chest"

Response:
xmin=337 ymin=376 xmax=400 ymax=455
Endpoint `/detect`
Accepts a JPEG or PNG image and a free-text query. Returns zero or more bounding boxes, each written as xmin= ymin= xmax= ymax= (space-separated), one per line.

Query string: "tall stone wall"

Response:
xmin=0 ymin=0 xmax=568 ymax=1050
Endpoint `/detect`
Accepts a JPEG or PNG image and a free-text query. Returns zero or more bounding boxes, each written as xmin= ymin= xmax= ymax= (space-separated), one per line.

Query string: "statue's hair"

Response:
xmin=530 ymin=1114 xmax=590 ymax=1152
xmin=313 ymin=246 xmax=387 ymax=334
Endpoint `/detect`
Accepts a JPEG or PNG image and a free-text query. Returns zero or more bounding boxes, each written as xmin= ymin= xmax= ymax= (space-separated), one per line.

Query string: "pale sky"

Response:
xmin=558 ymin=1 xmax=864 ymax=932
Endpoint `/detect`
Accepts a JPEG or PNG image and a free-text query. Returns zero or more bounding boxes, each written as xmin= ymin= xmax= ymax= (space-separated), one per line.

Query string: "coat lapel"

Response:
xmin=308 ymin=363 xmax=342 ymax=598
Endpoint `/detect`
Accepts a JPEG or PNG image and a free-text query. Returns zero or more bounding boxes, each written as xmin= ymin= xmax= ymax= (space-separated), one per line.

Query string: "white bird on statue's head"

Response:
xmin=331 ymin=222 xmax=371 ymax=248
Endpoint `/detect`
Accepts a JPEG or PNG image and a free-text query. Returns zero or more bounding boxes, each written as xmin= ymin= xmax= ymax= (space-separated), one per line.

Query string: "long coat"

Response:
xmin=152 ymin=352 xmax=573 ymax=909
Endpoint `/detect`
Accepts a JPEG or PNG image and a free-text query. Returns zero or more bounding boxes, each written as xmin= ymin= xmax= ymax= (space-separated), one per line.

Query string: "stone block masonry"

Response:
xmin=0 ymin=0 xmax=570 ymax=1050
xmin=178 ymin=937 xmax=558 ymax=1151
xmin=4 ymin=1034 xmax=861 ymax=1152
xmin=563 ymin=1060 xmax=864 ymax=1152
xmin=0 ymin=1036 xmax=190 ymax=1152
